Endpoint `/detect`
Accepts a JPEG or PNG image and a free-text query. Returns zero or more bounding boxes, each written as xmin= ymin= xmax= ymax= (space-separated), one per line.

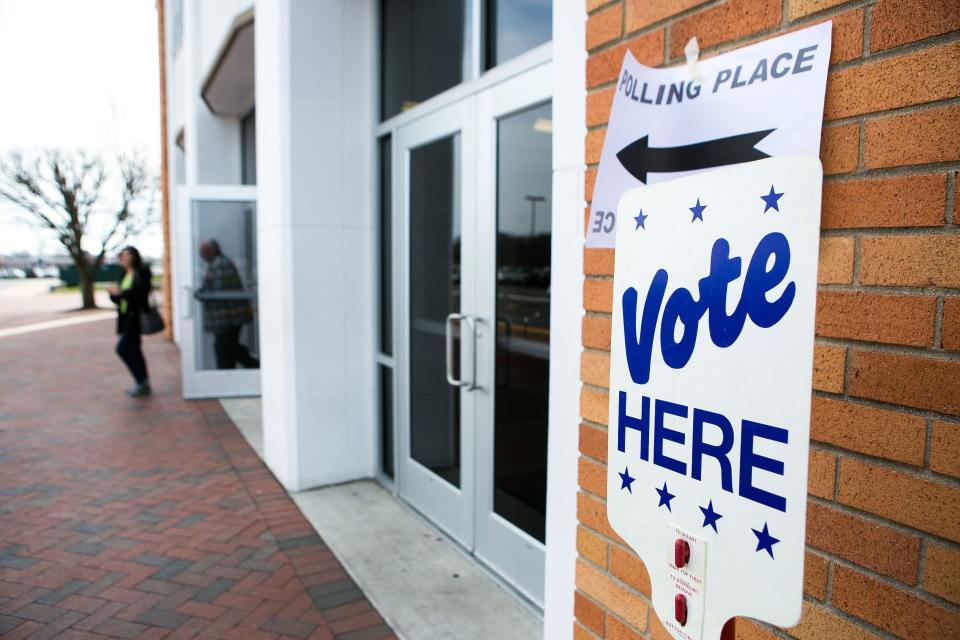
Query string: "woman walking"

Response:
xmin=108 ymin=246 xmax=152 ymax=397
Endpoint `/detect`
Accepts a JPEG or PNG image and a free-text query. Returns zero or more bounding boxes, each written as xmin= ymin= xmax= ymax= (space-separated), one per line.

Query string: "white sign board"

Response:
xmin=606 ymin=155 xmax=822 ymax=640
xmin=587 ymin=23 xmax=832 ymax=248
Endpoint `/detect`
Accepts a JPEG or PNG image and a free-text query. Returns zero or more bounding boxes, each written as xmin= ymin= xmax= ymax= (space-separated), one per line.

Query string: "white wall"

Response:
xmin=256 ymin=0 xmax=377 ymax=490
xmin=543 ymin=1 xmax=586 ymax=638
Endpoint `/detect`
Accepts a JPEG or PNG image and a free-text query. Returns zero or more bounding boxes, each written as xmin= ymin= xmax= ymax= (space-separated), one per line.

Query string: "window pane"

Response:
xmin=191 ymin=201 xmax=259 ymax=371
xmin=381 ymin=0 xmax=465 ymax=120
xmin=379 ymin=136 xmax=392 ymax=355
xmin=493 ymin=102 xmax=551 ymax=542
xmin=379 ymin=365 xmax=394 ymax=478
xmin=485 ymin=0 xmax=552 ymax=69
xmin=241 ymin=110 xmax=256 ymax=186
xmin=409 ymin=135 xmax=461 ymax=488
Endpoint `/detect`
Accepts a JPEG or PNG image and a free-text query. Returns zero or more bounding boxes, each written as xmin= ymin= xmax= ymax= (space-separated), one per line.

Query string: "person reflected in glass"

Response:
xmin=108 ymin=246 xmax=152 ymax=396
xmin=195 ymin=240 xmax=259 ymax=369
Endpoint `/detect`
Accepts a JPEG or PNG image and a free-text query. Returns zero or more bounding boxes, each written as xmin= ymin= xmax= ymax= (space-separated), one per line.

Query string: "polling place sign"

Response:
xmin=587 ymin=23 xmax=831 ymax=248
xmin=606 ymin=155 xmax=823 ymax=640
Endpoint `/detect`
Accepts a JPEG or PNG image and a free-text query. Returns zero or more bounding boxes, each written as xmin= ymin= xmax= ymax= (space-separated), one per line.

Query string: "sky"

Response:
xmin=0 ymin=0 xmax=162 ymax=258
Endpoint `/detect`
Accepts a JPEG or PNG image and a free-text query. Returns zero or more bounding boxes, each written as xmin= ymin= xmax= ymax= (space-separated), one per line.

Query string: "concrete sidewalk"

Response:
xmin=0 ymin=318 xmax=396 ymax=640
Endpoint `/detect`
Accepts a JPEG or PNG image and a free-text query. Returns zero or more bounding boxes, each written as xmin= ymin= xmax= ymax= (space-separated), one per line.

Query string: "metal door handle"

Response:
xmin=180 ymin=286 xmax=193 ymax=320
xmin=445 ymin=313 xmax=477 ymax=391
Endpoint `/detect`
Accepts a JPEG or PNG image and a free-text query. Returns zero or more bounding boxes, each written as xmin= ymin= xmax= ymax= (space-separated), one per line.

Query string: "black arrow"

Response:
xmin=616 ymin=129 xmax=776 ymax=183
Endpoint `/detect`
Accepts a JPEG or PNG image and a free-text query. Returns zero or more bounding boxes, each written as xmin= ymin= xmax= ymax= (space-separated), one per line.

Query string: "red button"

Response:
xmin=675 ymin=593 xmax=688 ymax=626
xmin=674 ymin=538 xmax=690 ymax=568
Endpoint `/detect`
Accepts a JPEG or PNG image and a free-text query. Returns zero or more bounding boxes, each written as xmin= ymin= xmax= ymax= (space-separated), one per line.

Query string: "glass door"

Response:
xmin=392 ymin=60 xmax=552 ymax=607
xmin=396 ymin=99 xmax=478 ymax=546
xmin=177 ymin=185 xmax=260 ymax=399
xmin=473 ymin=63 xmax=552 ymax=605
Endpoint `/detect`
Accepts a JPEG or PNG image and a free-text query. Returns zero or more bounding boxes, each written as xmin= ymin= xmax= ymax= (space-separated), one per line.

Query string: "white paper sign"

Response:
xmin=606 ymin=155 xmax=822 ymax=640
xmin=587 ymin=23 xmax=832 ymax=248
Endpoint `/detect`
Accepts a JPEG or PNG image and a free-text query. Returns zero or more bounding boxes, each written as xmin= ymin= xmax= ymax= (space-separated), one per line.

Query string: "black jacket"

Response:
xmin=110 ymin=267 xmax=152 ymax=334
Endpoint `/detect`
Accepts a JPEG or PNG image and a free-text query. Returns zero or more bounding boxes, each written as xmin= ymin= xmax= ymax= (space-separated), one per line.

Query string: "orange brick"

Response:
xmin=930 ymin=421 xmax=960 ymax=479
xmin=803 ymin=551 xmax=829 ymax=600
xmin=625 ymin=0 xmax=710 ymax=31
xmin=811 ymin=396 xmax=926 ymax=464
xmin=582 ymin=350 xmax=611 ymax=388
xmin=579 ymin=455 xmax=608 ymax=498
xmin=581 ymin=386 xmax=610 ymax=424
xmin=832 ymin=565 xmax=960 ymax=638
xmin=837 ymin=457 xmax=960 ymax=542
xmin=578 ymin=492 xmax=624 ymax=542
xmin=669 ymin=0 xmax=781 ymax=59
xmin=849 ymin=350 xmax=960 ymax=416
xmin=807 ymin=449 xmax=836 ymax=499
xmin=821 ymin=174 xmax=946 ymax=229
xmin=817 ymin=237 xmax=854 ymax=284
xmin=820 ymin=124 xmax=859 ymax=176
xmin=575 ymin=591 xmax=606 ymax=636
xmin=806 ymin=501 xmax=921 ymax=583
xmin=789 ymin=0 xmax=848 ymax=19
xmin=584 ymin=279 xmax=614 ymax=313
xmin=586 ymin=167 xmax=598 ymax=201
xmin=609 ymin=546 xmax=651 ymax=597
xmin=588 ymin=0 xmax=616 ymax=11
xmin=587 ymin=87 xmax=615 ymax=128
xmin=574 ymin=621 xmax=595 ymax=640
xmin=584 ymin=248 xmax=615 ymax=276
xmin=812 ymin=343 xmax=845 ymax=393
xmin=824 ymin=41 xmax=960 ymax=119
xmin=576 ymin=559 xmax=649 ymax=631
xmin=736 ymin=619 xmax=780 ymax=640
xmin=943 ymin=297 xmax=960 ymax=351
xmin=607 ymin=615 xmax=646 ymax=640
xmin=815 ymin=291 xmax=936 ymax=347
xmin=587 ymin=3 xmax=623 ymax=50
xmin=860 ymin=234 xmax=960 ymax=287
xmin=787 ymin=600 xmax=882 ymax=640
xmin=583 ymin=315 xmax=612 ymax=351
xmin=578 ymin=525 xmax=610 ymax=569
xmin=827 ymin=8 xmax=864 ymax=64
xmin=924 ymin=542 xmax=960 ymax=605
xmin=871 ymin=0 xmax=960 ymax=51
xmin=865 ymin=104 xmax=960 ymax=169
xmin=586 ymin=127 xmax=606 ymax=165
xmin=587 ymin=30 xmax=665 ymax=88
xmin=580 ymin=423 xmax=609 ymax=462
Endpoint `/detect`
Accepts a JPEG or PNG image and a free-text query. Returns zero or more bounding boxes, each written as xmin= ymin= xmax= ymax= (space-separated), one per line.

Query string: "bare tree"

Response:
xmin=0 ymin=149 xmax=157 ymax=309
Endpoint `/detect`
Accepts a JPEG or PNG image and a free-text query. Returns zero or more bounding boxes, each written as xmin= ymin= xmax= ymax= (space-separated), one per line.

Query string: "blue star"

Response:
xmin=752 ymin=522 xmax=780 ymax=559
xmin=699 ymin=500 xmax=723 ymax=533
xmin=761 ymin=185 xmax=784 ymax=212
xmin=618 ymin=467 xmax=636 ymax=494
xmin=655 ymin=482 xmax=675 ymax=512
xmin=633 ymin=210 xmax=648 ymax=230
xmin=689 ymin=198 xmax=706 ymax=222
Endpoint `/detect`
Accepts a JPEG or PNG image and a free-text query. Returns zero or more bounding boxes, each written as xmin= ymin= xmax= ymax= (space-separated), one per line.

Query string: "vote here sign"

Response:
xmin=606 ymin=155 xmax=822 ymax=640
xmin=586 ymin=23 xmax=831 ymax=248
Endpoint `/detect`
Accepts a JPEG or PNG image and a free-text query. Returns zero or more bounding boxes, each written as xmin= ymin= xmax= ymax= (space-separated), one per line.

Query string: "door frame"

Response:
xmin=176 ymin=184 xmax=260 ymax=399
xmin=394 ymin=98 xmax=479 ymax=548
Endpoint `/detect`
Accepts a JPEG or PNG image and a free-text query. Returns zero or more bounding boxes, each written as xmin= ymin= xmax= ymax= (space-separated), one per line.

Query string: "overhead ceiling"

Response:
xmin=201 ymin=9 xmax=254 ymax=117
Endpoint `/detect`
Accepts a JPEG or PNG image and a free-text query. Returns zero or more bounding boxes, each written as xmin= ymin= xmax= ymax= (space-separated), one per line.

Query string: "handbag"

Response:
xmin=139 ymin=292 xmax=166 ymax=335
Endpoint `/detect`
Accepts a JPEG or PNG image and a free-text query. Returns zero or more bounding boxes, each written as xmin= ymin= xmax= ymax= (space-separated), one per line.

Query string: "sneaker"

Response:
xmin=126 ymin=382 xmax=152 ymax=397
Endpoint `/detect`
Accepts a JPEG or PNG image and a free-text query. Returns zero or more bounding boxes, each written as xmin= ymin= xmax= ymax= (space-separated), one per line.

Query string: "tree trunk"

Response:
xmin=76 ymin=259 xmax=97 ymax=310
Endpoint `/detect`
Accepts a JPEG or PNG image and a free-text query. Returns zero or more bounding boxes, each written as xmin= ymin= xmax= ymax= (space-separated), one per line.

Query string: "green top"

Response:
xmin=119 ymin=271 xmax=134 ymax=314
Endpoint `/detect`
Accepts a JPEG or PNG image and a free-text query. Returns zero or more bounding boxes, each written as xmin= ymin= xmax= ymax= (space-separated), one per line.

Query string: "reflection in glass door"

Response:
xmin=177 ymin=186 xmax=260 ymax=399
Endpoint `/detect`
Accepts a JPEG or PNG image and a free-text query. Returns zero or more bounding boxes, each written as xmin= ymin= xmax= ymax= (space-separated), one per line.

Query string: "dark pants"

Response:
xmin=214 ymin=325 xmax=259 ymax=369
xmin=116 ymin=330 xmax=148 ymax=384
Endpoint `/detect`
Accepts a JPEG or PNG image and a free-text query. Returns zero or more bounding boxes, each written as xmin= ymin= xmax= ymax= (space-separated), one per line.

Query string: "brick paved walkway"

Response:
xmin=0 ymin=319 xmax=395 ymax=640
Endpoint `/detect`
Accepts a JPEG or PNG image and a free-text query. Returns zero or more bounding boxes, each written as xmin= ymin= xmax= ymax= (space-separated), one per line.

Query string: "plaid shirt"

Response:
xmin=195 ymin=255 xmax=254 ymax=332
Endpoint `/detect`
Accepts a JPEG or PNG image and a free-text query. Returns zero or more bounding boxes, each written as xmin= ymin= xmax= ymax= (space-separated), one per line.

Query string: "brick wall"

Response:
xmin=577 ymin=1 xmax=960 ymax=638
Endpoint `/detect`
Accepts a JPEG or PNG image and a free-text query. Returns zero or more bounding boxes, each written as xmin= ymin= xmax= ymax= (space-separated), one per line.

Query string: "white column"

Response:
xmin=255 ymin=0 xmax=376 ymax=490
xmin=543 ymin=1 xmax=586 ymax=638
